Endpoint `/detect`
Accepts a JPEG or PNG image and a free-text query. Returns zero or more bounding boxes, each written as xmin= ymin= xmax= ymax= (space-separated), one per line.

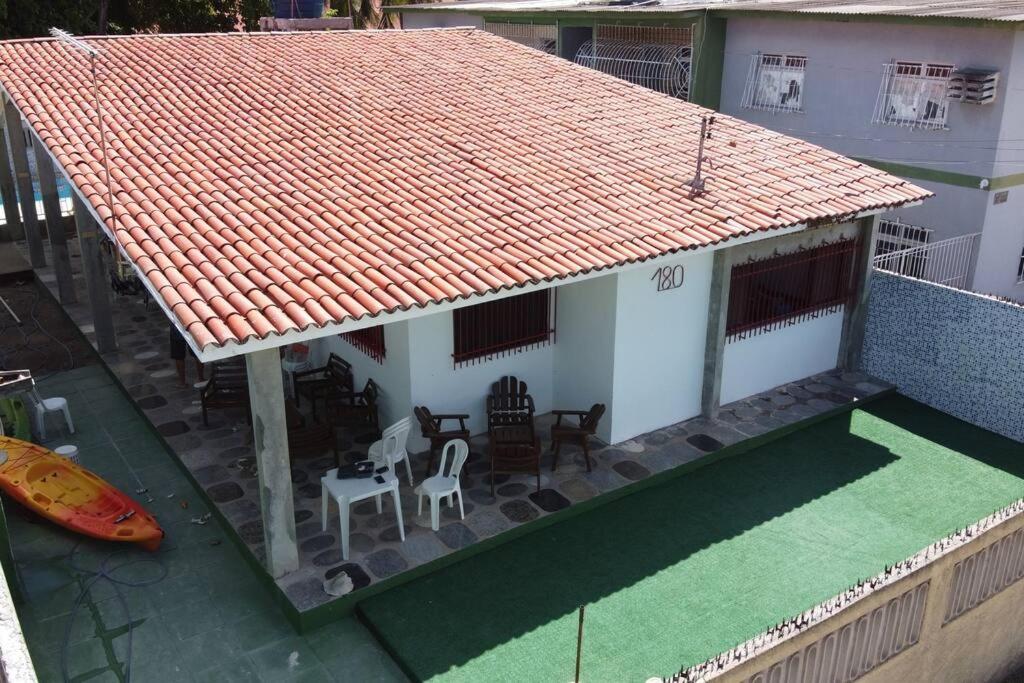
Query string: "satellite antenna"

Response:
xmin=49 ymin=28 xmax=116 ymax=231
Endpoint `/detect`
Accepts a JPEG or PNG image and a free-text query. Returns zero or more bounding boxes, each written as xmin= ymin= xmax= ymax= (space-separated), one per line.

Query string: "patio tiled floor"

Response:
xmin=26 ymin=241 xmax=894 ymax=613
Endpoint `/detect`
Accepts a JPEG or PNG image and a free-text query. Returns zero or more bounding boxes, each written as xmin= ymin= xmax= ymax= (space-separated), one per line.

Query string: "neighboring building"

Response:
xmin=393 ymin=0 xmax=1024 ymax=301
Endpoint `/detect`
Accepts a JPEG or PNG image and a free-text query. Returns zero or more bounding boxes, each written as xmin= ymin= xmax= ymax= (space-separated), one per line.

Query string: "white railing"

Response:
xmin=873 ymin=232 xmax=981 ymax=289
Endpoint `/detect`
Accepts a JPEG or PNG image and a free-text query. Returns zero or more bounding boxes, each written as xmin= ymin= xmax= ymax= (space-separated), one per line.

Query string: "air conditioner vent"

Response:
xmin=948 ymin=68 xmax=999 ymax=104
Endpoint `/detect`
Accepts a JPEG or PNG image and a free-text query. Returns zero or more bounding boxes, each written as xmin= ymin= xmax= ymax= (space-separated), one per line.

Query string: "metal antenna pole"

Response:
xmin=49 ymin=28 xmax=116 ymax=234
xmin=575 ymin=604 xmax=586 ymax=682
xmin=689 ymin=115 xmax=715 ymax=195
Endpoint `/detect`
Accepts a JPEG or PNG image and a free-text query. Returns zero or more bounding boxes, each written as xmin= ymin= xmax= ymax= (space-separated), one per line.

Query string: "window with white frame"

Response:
xmin=872 ymin=61 xmax=954 ymax=130
xmin=741 ymin=53 xmax=807 ymax=113
xmin=1017 ymin=246 xmax=1024 ymax=284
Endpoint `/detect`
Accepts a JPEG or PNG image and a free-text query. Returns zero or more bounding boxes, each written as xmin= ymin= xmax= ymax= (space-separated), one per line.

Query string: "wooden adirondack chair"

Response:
xmin=550 ymin=403 xmax=606 ymax=473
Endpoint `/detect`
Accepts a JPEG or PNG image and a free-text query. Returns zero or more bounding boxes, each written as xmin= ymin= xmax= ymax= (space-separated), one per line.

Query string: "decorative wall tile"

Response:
xmin=864 ymin=272 xmax=1024 ymax=443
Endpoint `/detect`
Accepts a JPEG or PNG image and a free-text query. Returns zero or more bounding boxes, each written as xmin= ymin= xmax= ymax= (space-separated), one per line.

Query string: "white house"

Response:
xmin=0 ymin=28 xmax=927 ymax=575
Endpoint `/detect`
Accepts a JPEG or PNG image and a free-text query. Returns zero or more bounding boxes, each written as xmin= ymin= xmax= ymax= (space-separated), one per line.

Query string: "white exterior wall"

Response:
xmin=610 ymin=251 xmax=713 ymax=443
xmin=314 ymin=321 xmax=413 ymax=429
xmin=719 ymin=222 xmax=858 ymax=403
xmin=975 ymin=31 xmax=1024 ymax=301
xmin=406 ymin=309 xmax=555 ymax=440
xmin=553 ymin=274 xmax=619 ymax=443
xmin=308 ymin=222 xmax=862 ymax=446
xmin=721 ymin=311 xmax=845 ymax=404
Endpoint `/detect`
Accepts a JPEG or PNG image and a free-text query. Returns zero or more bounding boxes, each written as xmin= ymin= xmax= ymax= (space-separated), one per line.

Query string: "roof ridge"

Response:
xmin=0 ymin=26 xmax=480 ymax=49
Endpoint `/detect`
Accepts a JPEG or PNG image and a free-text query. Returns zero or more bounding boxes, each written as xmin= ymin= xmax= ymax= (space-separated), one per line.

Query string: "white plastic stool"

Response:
xmin=54 ymin=445 xmax=80 ymax=465
xmin=27 ymin=389 xmax=74 ymax=441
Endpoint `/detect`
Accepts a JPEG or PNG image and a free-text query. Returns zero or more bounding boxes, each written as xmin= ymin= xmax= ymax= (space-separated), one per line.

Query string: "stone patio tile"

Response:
xmin=435 ymin=522 xmax=478 ymax=550
xmin=558 ymin=477 xmax=599 ymax=502
xmin=463 ymin=508 xmax=511 ymax=538
xmin=364 ymin=549 xmax=408 ymax=579
xmin=398 ymin=531 xmax=448 ymax=564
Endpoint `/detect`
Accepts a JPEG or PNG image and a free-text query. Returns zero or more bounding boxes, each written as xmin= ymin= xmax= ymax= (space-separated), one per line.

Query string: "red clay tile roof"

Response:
xmin=0 ymin=29 xmax=929 ymax=354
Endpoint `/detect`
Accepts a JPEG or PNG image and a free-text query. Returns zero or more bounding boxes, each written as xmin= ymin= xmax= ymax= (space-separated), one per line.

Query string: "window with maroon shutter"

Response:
xmin=726 ymin=238 xmax=860 ymax=342
xmin=453 ymin=289 xmax=555 ymax=366
xmin=341 ymin=325 xmax=386 ymax=363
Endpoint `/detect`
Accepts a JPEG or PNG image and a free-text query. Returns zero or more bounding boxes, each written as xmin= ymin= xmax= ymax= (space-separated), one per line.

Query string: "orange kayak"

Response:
xmin=0 ymin=437 xmax=164 ymax=551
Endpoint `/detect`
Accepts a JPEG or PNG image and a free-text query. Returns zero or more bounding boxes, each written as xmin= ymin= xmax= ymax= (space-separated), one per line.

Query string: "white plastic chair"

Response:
xmin=368 ymin=417 xmax=414 ymax=486
xmin=26 ymin=389 xmax=74 ymax=441
xmin=414 ymin=439 xmax=469 ymax=531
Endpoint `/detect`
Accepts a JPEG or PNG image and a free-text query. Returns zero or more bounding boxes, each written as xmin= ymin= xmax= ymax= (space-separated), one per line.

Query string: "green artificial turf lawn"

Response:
xmin=359 ymin=395 xmax=1024 ymax=683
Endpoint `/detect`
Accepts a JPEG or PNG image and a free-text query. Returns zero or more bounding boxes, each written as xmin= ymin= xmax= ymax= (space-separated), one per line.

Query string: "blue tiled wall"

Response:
xmin=864 ymin=272 xmax=1024 ymax=443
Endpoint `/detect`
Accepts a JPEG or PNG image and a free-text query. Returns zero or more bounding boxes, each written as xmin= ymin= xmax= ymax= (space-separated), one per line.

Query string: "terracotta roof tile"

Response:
xmin=0 ymin=28 xmax=929 ymax=353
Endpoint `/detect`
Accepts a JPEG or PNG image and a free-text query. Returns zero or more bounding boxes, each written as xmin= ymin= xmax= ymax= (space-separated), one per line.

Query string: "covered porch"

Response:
xmin=23 ymin=240 xmax=891 ymax=613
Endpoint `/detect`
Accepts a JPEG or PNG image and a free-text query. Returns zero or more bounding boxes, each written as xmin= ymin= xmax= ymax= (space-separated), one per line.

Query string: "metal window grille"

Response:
xmin=574 ymin=25 xmax=694 ymax=100
xmin=872 ymin=61 xmax=954 ymax=130
xmin=741 ymin=53 xmax=806 ymax=113
xmin=483 ymin=21 xmax=557 ymax=55
xmin=1018 ymin=246 xmax=1024 ymax=284
xmin=726 ymin=238 xmax=860 ymax=342
xmin=453 ymin=289 xmax=555 ymax=366
xmin=341 ymin=325 xmax=386 ymax=364
xmin=874 ymin=233 xmax=980 ymax=289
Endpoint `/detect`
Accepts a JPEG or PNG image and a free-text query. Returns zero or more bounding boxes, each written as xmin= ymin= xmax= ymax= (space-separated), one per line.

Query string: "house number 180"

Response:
xmin=651 ymin=265 xmax=684 ymax=292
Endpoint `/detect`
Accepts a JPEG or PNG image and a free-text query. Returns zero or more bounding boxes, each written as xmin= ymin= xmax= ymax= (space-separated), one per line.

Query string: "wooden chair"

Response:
xmin=294 ymin=353 xmax=354 ymax=421
xmin=200 ymin=360 xmax=250 ymax=426
xmin=550 ymin=404 xmax=606 ymax=473
xmin=486 ymin=375 xmax=534 ymax=429
xmin=414 ymin=406 xmax=470 ymax=477
xmin=489 ymin=432 xmax=541 ymax=495
xmin=325 ymin=378 xmax=380 ymax=434
xmin=286 ymin=400 xmax=334 ymax=458
xmin=486 ymin=376 xmax=539 ymax=494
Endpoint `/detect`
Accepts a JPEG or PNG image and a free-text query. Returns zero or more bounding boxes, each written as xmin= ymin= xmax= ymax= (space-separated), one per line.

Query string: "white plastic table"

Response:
xmin=321 ymin=467 xmax=405 ymax=560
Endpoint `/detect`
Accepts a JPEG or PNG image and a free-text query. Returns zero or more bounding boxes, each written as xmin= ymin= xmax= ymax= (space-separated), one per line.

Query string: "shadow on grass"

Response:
xmin=859 ymin=395 xmax=1024 ymax=478
xmin=358 ymin=410 xmax=900 ymax=681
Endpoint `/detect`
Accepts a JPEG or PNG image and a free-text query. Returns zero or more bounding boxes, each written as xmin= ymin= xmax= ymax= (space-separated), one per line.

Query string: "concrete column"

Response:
xmin=701 ymin=247 xmax=733 ymax=417
xmin=34 ymin=145 xmax=75 ymax=304
xmin=245 ymin=347 xmax=300 ymax=578
xmin=3 ymin=98 xmax=44 ymax=267
xmin=0 ymin=117 xmax=22 ymax=243
xmin=838 ymin=215 xmax=880 ymax=371
xmin=72 ymin=194 xmax=116 ymax=354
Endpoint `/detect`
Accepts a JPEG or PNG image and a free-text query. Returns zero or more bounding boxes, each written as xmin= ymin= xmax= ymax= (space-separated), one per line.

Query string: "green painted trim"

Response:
xmin=691 ymin=13 xmax=725 ymax=110
xmin=299 ymin=387 xmax=896 ymax=633
xmin=853 ymin=157 xmax=989 ymax=191
xmin=858 ymin=158 xmax=1024 ymax=191
xmin=989 ymin=172 xmax=1024 ymax=191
